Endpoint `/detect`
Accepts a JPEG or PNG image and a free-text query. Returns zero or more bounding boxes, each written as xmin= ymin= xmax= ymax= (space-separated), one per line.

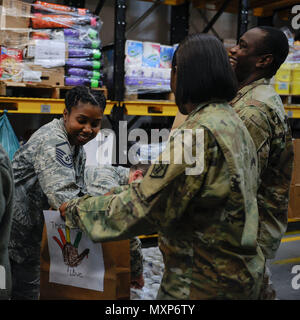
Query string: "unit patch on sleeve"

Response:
xmin=56 ymin=142 xmax=73 ymax=169
xmin=150 ymin=163 xmax=169 ymax=178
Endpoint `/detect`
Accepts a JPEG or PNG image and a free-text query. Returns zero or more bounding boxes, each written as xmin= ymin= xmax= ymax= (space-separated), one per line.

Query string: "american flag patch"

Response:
xmin=56 ymin=142 xmax=73 ymax=169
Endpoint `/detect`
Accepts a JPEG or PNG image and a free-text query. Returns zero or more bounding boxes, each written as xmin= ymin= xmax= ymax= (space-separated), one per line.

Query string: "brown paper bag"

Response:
xmin=40 ymin=224 xmax=131 ymax=300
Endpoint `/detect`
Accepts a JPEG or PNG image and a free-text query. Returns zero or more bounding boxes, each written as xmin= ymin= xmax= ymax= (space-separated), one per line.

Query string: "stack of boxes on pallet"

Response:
xmin=0 ymin=0 xmax=103 ymax=88
xmin=274 ymin=41 xmax=300 ymax=95
xmin=274 ymin=62 xmax=300 ymax=96
xmin=124 ymin=40 xmax=177 ymax=96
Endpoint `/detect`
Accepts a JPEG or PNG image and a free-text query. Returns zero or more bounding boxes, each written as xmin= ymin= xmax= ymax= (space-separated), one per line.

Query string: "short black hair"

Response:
xmin=65 ymin=86 xmax=106 ymax=113
xmin=254 ymin=26 xmax=289 ymax=78
xmin=172 ymin=33 xmax=237 ymax=108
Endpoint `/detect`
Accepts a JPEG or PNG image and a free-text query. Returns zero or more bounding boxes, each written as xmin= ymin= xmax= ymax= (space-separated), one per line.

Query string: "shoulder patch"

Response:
xmin=150 ymin=163 xmax=169 ymax=178
xmin=56 ymin=142 xmax=73 ymax=169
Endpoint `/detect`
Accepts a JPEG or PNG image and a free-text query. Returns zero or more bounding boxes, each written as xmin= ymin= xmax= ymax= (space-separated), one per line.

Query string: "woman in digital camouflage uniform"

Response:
xmin=9 ymin=86 xmax=106 ymax=300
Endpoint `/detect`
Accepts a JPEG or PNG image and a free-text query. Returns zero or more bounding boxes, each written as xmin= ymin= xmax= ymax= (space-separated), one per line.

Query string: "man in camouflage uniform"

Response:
xmin=229 ymin=27 xmax=294 ymax=299
xmin=84 ymin=164 xmax=145 ymax=289
xmin=0 ymin=145 xmax=14 ymax=300
xmin=9 ymin=118 xmax=86 ymax=300
xmin=61 ymin=99 xmax=265 ymax=299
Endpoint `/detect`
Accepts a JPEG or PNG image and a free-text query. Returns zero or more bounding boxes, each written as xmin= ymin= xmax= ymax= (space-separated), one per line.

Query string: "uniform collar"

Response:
xmin=58 ymin=117 xmax=68 ymax=139
xmin=231 ymin=78 xmax=270 ymax=105
xmin=58 ymin=117 xmax=76 ymax=153
xmin=187 ymin=101 xmax=213 ymax=119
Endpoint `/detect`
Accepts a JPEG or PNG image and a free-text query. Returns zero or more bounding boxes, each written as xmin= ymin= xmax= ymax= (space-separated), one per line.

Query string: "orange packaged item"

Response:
xmin=0 ymin=47 xmax=23 ymax=81
xmin=34 ymin=1 xmax=89 ymax=15
xmin=31 ymin=31 xmax=51 ymax=40
xmin=31 ymin=13 xmax=97 ymax=29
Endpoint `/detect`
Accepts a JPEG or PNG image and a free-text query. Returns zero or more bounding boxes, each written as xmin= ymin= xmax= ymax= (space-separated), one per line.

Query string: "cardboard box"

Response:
xmin=291 ymin=139 xmax=300 ymax=185
xmin=0 ymin=0 xmax=31 ymax=29
xmin=23 ymin=64 xmax=65 ymax=86
xmin=274 ymin=63 xmax=292 ymax=95
xmin=288 ymin=184 xmax=300 ymax=219
xmin=291 ymin=63 xmax=300 ymax=95
xmin=288 ymin=139 xmax=300 ymax=219
xmin=0 ymin=29 xmax=30 ymax=48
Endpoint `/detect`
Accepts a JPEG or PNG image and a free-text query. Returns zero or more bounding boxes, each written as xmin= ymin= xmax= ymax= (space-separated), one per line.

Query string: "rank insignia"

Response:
xmin=150 ymin=163 xmax=169 ymax=178
xmin=56 ymin=142 xmax=73 ymax=169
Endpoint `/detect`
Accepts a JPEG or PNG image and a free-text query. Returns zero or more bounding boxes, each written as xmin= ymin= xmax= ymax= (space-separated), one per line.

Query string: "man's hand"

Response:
xmin=59 ymin=202 xmax=68 ymax=221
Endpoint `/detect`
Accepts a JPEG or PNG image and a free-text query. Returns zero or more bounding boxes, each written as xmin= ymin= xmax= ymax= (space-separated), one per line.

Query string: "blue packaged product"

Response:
xmin=142 ymin=42 xmax=160 ymax=68
xmin=160 ymin=45 xmax=174 ymax=68
xmin=125 ymin=40 xmax=143 ymax=66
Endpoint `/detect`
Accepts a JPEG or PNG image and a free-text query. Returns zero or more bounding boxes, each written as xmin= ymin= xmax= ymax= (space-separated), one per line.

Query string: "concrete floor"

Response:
xmin=269 ymin=223 xmax=300 ymax=300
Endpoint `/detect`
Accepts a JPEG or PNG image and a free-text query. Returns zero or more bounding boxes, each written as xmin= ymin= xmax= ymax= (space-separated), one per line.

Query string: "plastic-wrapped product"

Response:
xmin=64 ymin=28 xmax=98 ymax=40
xmin=0 ymin=47 xmax=23 ymax=82
xmin=65 ymin=76 xmax=102 ymax=88
xmin=68 ymin=48 xmax=101 ymax=59
xmin=66 ymin=39 xmax=101 ymax=49
xmin=33 ymin=1 xmax=90 ymax=16
xmin=0 ymin=111 xmax=20 ymax=161
xmin=66 ymin=67 xmax=100 ymax=79
xmin=125 ymin=40 xmax=143 ymax=66
xmin=31 ymin=13 xmax=98 ymax=29
xmin=160 ymin=45 xmax=174 ymax=68
xmin=65 ymin=58 xmax=101 ymax=70
xmin=142 ymin=42 xmax=160 ymax=68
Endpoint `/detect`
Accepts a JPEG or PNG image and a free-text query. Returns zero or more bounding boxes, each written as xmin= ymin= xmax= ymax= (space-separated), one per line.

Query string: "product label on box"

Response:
xmin=23 ymin=69 xmax=42 ymax=82
xmin=34 ymin=40 xmax=66 ymax=68
xmin=0 ymin=46 xmax=23 ymax=81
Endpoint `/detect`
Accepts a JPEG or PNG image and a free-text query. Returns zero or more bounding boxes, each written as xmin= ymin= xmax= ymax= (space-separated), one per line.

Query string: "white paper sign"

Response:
xmin=34 ymin=40 xmax=66 ymax=68
xmin=43 ymin=210 xmax=105 ymax=291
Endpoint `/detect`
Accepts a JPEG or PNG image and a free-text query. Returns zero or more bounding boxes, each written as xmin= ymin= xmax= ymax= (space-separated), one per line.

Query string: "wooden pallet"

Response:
xmin=125 ymin=91 xmax=175 ymax=102
xmin=0 ymin=81 xmax=108 ymax=99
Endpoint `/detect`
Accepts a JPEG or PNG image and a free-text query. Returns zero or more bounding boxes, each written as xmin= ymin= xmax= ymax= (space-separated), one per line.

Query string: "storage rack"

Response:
xmin=1 ymin=0 xmax=300 ymax=118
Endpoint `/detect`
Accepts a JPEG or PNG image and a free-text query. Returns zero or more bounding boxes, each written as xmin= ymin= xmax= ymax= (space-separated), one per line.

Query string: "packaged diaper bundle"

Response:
xmin=124 ymin=40 xmax=175 ymax=94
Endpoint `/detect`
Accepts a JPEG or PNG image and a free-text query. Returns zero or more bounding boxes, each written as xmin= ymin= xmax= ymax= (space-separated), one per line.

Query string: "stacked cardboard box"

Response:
xmin=0 ymin=0 xmax=103 ymax=87
xmin=0 ymin=0 xmax=31 ymax=29
xmin=0 ymin=0 xmax=30 ymax=81
xmin=288 ymin=139 xmax=300 ymax=219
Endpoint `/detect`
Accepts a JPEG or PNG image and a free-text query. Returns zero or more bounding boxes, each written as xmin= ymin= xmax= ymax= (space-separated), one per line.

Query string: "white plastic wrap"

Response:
xmin=125 ymin=40 xmax=177 ymax=94
xmin=0 ymin=0 xmax=104 ymax=87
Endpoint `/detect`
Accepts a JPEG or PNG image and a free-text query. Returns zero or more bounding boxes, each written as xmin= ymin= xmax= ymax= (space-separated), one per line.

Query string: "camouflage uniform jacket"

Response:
xmin=65 ymin=101 xmax=265 ymax=300
xmin=0 ymin=145 xmax=14 ymax=300
xmin=84 ymin=165 xmax=143 ymax=279
xmin=231 ymin=78 xmax=294 ymax=259
xmin=9 ymin=118 xmax=86 ymax=299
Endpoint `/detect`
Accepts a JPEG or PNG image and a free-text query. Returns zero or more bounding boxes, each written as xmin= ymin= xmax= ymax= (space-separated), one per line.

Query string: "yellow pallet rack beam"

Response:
xmin=284 ymin=105 xmax=300 ymax=119
xmin=0 ymin=97 xmax=115 ymax=115
xmin=0 ymin=96 xmax=299 ymax=118
xmin=123 ymin=100 xmax=178 ymax=117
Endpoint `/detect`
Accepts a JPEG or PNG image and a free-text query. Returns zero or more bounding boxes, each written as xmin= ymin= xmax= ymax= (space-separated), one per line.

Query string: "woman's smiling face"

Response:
xmin=63 ymin=100 xmax=103 ymax=146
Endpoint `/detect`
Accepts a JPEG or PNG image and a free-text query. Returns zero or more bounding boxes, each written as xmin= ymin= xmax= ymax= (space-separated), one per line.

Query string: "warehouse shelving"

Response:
xmin=1 ymin=95 xmax=300 ymax=118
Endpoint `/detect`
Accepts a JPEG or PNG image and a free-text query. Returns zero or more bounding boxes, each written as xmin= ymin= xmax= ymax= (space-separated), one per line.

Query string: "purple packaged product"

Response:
xmin=68 ymin=48 xmax=101 ymax=59
xmin=67 ymin=68 xmax=100 ymax=79
xmin=66 ymin=59 xmax=101 ymax=70
xmin=64 ymin=28 xmax=80 ymax=38
xmin=66 ymin=39 xmax=100 ymax=49
xmin=65 ymin=77 xmax=100 ymax=88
